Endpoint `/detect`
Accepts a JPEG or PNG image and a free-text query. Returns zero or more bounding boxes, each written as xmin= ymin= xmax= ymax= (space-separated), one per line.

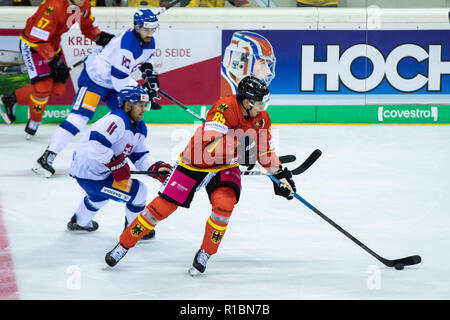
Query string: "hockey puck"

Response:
xmin=394 ymin=263 xmax=404 ymax=270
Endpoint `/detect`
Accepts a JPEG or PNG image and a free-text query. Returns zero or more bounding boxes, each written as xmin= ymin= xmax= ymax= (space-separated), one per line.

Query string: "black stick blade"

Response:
xmin=279 ymin=155 xmax=296 ymax=164
xmin=291 ymin=149 xmax=322 ymax=175
xmin=382 ymin=255 xmax=422 ymax=267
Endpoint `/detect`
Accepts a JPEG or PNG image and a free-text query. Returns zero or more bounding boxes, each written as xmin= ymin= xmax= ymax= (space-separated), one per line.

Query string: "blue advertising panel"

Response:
xmin=221 ymin=29 xmax=450 ymax=104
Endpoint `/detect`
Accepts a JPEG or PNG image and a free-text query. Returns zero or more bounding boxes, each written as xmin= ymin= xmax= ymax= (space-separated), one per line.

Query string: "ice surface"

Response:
xmin=0 ymin=123 xmax=449 ymax=300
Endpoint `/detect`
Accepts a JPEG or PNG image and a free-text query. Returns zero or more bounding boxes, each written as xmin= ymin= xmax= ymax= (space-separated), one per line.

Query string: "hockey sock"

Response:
xmin=120 ymin=212 xmax=155 ymax=249
xmin=48 ymin=113 xmax=89 ymax=154
xmin=75 ymin=197 xmax=108 ymax=227
xmin=120 ymin=196 xmax=178 ymax=248
xmin=28 ymin=93 xmax=48 ymax=122
xmin=200 ymin=187 xmax=236 ymax=255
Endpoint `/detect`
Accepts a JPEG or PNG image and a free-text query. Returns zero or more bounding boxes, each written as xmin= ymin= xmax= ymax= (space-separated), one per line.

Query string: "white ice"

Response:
xmin=0 ymin=123 xmax=449 ymax=300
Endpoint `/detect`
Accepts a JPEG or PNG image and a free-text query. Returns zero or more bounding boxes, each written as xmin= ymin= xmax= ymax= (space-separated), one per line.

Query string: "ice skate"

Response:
xmin=105 ymin=243 xmax=129 ymax=267
xmin=32 ymin=149 xmax=57 ymax=178
xmin=188 ymin=249 xmax=211 ymax=276
xmin=0 ymin=93 xmax=17 ymax=124
xmin=25 ymin=119 xmax=40 ymax=140
xmin=67 ymin=214 xmax=99 ymax=232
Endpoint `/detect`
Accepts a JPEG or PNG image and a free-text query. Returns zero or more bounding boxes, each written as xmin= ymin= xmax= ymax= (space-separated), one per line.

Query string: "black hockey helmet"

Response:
xmin=237 ymin=76 xmax=269 ymax=103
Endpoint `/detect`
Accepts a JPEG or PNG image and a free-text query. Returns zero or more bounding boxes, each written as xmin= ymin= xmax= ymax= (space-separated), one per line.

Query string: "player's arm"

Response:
xmin=78 ymin=3 xmax=103 ymax=42
xmin=79 ymin=6 xmax=114 ymax=47
xmin=256 ymin=115 xmax=296 ymax=199
xmin=86 ymin=116 xmax=124 ymax=164
xmin=110 ymin=49 xmax=139 ymax=92
xmin=129 ymin=133 xmax=172 ymax=183
xmin=256 ymin=116 xmax=281 ymax=174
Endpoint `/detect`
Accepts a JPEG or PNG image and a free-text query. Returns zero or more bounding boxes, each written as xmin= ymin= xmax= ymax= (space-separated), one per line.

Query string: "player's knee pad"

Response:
xmin=127 ymin=180 xmax=147 ymax=212
xmin=210 ymin=186 xmax=237 ymax=221
xmin=143 ymin=196 xmax=178 ymax=225
xmin=32 ymin=78 xmax=53 ymax=97
xmin=85 ymin=196 xmax=109 ymax=212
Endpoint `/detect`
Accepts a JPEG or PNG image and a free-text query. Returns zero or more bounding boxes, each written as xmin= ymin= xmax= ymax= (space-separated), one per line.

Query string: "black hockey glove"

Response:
xmin=95 ymin=31 xmax=115 ymax=47
xmin=147 ymin=88 xmax=162 ymax=110
xmin=48 ymin=54 xmax=70 ymax=84
xmin=140 ymin=63 xmax=160 ymax=91
xmin=272 ymin=167 xmax=296 ymax=200
xmin=236 ymin=136 xmax=257 ymax=170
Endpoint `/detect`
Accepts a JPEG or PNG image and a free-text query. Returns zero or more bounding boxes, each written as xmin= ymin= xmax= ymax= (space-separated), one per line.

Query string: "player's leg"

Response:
xmin=124 ymin=180 xmax=155 ymax=240
xmin=190 ymin=167 xmax=241 ymax=275
xmin=33 ymin=70 xmax=105 ymax=177
xmin=25 ymin=78 xmax=53 ymax=138
xmin=105 ymin=165 xmax=208 ymax=267
xmin=68 ymin=175 xmax=146 ymax=232
xmin=67 ymin=195 xmax=109 ymax=232
xmin=1 ymin=40 xmax=53 ymax=128
xmin=190 ymin=186 xmax=238 ymax=275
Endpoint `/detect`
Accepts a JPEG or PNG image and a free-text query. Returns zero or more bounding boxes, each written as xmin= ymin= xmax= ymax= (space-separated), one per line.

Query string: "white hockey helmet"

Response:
xmin=222 ymin=31 xmax=276 ymax=86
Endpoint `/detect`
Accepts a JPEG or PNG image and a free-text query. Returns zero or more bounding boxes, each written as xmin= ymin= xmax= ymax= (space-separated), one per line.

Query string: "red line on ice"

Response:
xmin=0 ymin=201 xmax=19 ymax=300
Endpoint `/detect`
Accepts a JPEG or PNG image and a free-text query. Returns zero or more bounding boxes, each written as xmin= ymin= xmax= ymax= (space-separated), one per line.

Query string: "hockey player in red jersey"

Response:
xmin=104 ymin=76 xmax=297 ymax=274
xmin=0 ymin=0 xmax=114 ymax=138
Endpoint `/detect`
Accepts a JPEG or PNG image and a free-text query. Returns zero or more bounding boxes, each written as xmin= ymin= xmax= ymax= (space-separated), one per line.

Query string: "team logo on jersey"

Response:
xmin=217 ymin=103 xmax=229 ymax=113
xmin=211 ymin=231 xmax=223 ymax=244
xmin=123 ymin=144 xmax=134 ymax=157
xmin=254 ymin=119 xmax=264 ymax=128
xmin=131 ymin=223 xmax=145 ymax=237
xmin=122 ymin=56 xmax=131 ymax=69
xmin=44 ymin=6 xmax=54 ymax=15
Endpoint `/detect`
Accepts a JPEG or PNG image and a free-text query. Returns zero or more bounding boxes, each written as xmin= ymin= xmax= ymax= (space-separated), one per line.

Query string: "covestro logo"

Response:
xmin=378 ymin=106 xmax=438 ymax=122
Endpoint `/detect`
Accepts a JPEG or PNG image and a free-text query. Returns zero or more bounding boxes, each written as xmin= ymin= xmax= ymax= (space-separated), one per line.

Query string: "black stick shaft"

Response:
xmin=159 ymin=89 xmax=206 ymax=122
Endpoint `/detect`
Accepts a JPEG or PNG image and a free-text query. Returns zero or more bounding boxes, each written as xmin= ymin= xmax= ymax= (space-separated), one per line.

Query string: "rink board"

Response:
xmin=2 ymin=104 xmax=450 ymax=124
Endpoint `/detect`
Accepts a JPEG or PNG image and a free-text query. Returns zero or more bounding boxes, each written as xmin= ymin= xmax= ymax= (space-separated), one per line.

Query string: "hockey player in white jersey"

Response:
xmin=32 ymin=9 xmax=162 ymax=178
xmin=67 ymin=86 xmax=172 ymax=241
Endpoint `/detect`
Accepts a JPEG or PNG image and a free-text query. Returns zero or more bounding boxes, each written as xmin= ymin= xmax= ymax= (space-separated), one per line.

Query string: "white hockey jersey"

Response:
xmin=70 ymin=108 xmax=156 ymax=181
xmin=85 ymin=28 xmax=155 ymax=92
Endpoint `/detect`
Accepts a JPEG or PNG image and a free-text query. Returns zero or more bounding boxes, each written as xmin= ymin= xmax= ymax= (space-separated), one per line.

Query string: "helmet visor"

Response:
xmin=252 ymin=55 xmax=276 ymax=86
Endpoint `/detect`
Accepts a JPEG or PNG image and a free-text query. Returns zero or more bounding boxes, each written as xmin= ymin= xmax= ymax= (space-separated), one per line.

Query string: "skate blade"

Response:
xmin=0 ymin=107 xmax=11 ymax=124
xmin=31 ymin=165 xmax=53 ymax=178
xmin=25 ymin=134 xmax=33 ymax=140
xmin=188 ymin=266 xmax=201 ymax=277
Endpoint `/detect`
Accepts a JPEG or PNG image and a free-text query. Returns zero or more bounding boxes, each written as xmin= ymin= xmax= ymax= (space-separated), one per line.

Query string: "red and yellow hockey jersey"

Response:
xmin=179 ymin=95 xmax=280 ymax=172
xmin=20 ymin=0 xmax=101 ymax=60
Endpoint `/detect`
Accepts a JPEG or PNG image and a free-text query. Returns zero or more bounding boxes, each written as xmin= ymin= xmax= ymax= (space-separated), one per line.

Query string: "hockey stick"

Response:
xmin=158 ymin=0 xmax=183 ymax=14
xmin=130 ymin=154 xmax=298 ymax=175
xmin=158 ymin=89 xmax=206 ymax=122
xmin=268 ymin=174 xmax=422 ymax=269
xmin=69 ymin=0 xmax=182 ymax=71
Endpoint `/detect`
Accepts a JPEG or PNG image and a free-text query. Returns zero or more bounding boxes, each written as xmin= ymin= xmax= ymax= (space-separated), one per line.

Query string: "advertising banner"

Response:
xmin=1 ymin=25 xmax=450 ymax=124
xmin=221 ymin=29 xmax=450 ymax=105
